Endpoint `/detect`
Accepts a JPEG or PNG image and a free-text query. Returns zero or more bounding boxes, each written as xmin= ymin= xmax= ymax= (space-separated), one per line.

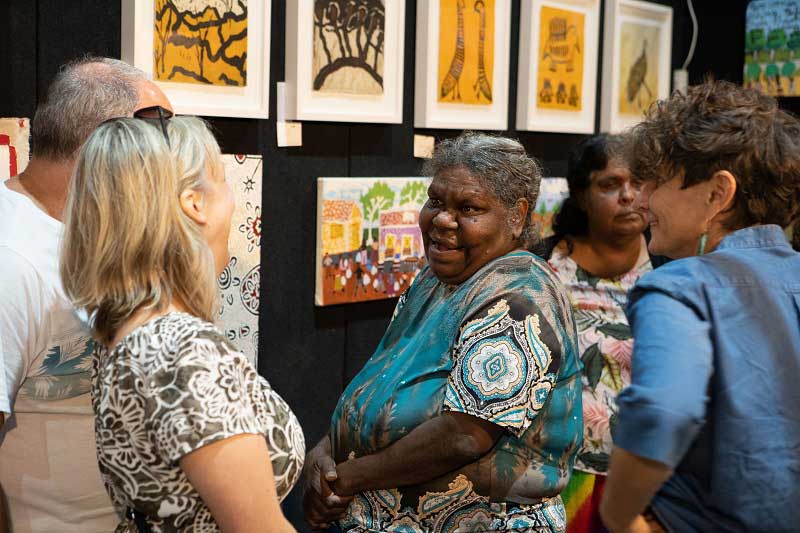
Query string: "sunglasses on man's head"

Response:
xmin=102 ymin=105 xmax=174 ymax=146
xmin=133 ymin=105 xmax=173 ymax=146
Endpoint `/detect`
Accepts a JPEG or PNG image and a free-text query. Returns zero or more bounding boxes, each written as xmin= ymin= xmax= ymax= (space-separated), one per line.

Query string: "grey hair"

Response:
xmin=31 ymin=56 xmax=147 ymax=160
xmin=422 ymin=132 xmax=543 ymax=246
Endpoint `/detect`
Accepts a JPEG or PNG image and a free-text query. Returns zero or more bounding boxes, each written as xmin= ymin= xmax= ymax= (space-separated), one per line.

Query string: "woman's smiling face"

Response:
xmin=419 ymin=166 xmax=523 ymax=285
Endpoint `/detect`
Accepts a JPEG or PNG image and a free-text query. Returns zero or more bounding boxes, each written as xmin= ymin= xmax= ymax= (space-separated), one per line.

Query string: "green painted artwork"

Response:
xmin=745 ymin=0 xmax=800 ymax=96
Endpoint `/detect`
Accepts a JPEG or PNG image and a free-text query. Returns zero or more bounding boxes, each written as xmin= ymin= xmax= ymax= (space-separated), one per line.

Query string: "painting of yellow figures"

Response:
xmin=312 ymin=0 xmax=385 ymax=96
xmin=618 ymin=21 xmax=660 ymax=115
xmin=437 ymin=0 xmax=495 ymax=105
xmin=154 ymin=0 xmax=248 ymax=86
xmin=537 ymin=6 xmax=584 ymax=111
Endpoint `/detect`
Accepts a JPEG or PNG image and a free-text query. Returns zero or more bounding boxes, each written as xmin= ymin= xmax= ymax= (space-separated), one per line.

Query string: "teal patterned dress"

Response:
xmin=330 ymin=251 xmax=583 ymax=533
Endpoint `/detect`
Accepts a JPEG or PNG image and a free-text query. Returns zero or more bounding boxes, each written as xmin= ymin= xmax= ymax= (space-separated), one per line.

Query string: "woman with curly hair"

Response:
xmin=600 ymin=81 xmax=800 ymax=532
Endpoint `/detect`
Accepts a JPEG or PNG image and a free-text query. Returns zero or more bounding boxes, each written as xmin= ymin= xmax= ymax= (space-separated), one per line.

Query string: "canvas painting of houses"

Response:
xmin=532 ymin=177 xmax=569 ymax=238
xmin=316 ymin=177 xmax=430 ymax=306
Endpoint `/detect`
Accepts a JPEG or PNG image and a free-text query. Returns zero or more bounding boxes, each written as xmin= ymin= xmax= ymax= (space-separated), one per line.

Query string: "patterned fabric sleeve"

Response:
xmin=444 ymin=293 xmax=563 ymax=437
xmin=252 ymin=375 xmax=305 ymax=502
xmin=149 ymin=330 xmax=264 ymax=464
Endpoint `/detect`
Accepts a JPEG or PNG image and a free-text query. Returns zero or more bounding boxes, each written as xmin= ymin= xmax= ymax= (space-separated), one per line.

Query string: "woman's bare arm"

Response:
xmin=181 ymin=433 xmax=295 ymax=533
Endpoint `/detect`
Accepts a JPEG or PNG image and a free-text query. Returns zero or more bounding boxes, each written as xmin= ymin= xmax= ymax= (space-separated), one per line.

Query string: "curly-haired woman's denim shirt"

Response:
xmin=615 ymin=225 xmax=800 ymax=532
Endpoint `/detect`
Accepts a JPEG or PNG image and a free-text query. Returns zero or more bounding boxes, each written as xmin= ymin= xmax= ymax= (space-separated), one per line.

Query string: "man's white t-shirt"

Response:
xmin=0 ymin=181 xmax=117 ymax=532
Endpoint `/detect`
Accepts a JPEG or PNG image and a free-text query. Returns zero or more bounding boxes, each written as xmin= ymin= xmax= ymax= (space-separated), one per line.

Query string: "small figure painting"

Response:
xmin=312 ymin=0 xmax=386 ymax=96
xmin=0 ymin=118 xmax=29 ymax=180
xmin=217 ymin=154 xmax=261 ymax=368
xmin=437 ymin=0 xmax=495 ymax=105
xmin=618 ymin=21 xmax=660 ymax=116
xmin=316 ymin=177 xmax=430 ymax=306
xmin=532 ymin=177 xmax=569 ymax=238
xmin=153 ymin=0 xmax=248 ymax=87
xmin=537 ymin=6 xmax=585 ymax=112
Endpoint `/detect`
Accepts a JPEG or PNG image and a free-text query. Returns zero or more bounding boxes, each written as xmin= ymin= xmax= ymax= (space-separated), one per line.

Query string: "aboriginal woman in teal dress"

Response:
xmin=304 ymin=133 xmax=583 ymax=533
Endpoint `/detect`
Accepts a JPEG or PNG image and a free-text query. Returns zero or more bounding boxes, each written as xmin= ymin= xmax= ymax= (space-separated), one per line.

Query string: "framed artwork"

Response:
xmin=744 ymin=0 xmax=800 ymax=97
xmin=285 ymin=0 xmax=406 ymax=123
xmin=516 ymin=0 xmax=600 ymax=133
xmin=0 ymin=118 xmax=30 ymax=180
xmin=315 ymin=177 xmax=430 ymax=306
xmin=532 ymin=177 xmax=569 ymax=238
xmin=414 ymin=0 xmax=512 ymax=130
xmin=121 ymin=0 xmax=271 ymax=118
xmin=600 ymin=0 xmax=672 ymax=133
xmin=217 ymin=154 xmax=262 ymax=368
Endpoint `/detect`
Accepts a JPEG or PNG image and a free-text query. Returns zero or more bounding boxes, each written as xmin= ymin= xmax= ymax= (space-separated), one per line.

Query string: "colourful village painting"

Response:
xmin=315 ymin=177 xmax=430 ymax=306
xmin=744 ymin=0 xmax=800 ymax=96
xmin=532 ymin=177 xmax=569 ymax=238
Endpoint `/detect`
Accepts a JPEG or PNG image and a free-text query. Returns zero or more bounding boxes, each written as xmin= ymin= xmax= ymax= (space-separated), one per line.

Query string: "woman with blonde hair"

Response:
xmin=60 ymin=116 xmax=304 ymax=532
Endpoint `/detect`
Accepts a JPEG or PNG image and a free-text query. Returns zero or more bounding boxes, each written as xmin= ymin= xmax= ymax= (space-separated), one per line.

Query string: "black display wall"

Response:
xmin=0 ymin=0 xmax=750 ymax=529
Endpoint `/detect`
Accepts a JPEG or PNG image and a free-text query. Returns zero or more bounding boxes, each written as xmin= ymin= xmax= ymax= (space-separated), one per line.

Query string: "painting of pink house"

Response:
xmin=378 ymin=208 xmax=423 ymax=262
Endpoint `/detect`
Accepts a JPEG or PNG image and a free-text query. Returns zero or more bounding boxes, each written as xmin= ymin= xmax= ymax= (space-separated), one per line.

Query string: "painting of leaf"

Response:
xmin=577 ymin=451 xmax=609 ymax=472
xmin=154 ymin=0 xmax=248 ymax=87
xmin=597 ymin=322 xmax=631 ymax=340
xmin=581 ymin=342 xmax=603 ymax=390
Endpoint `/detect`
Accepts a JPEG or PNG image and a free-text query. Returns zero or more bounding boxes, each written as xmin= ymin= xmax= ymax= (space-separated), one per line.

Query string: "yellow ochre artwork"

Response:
xmin=537 ymin=6 xmax=584 ymax=112
xmin=437 ymin=0 xmax=495 ymax=105
xmin=154 ymin=0 xmax=248 ymax=87
xmin=618 ymin=21 xmax=660 ymax=116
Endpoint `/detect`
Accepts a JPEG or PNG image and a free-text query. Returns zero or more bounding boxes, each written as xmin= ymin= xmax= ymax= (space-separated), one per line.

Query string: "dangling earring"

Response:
xmin=697 ymin=232 xmax=708 ymax=256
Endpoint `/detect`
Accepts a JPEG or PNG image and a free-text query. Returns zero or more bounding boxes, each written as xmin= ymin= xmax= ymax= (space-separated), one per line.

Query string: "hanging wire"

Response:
xmin=682 ymin=0 xmax=699 ymax=70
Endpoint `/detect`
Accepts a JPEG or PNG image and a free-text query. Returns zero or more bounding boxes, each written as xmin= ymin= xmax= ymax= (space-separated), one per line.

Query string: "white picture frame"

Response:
xmin=285 ymin=0 xmax=406 ymax=124
xmin=414 ymin=0 xmax=512 ymax=130
xmin=516 ymin=0 xmax=600 ymax=133
xmin=121 ymin=0 xmax=271 ymax=119
xmin=600 ymin=0 xmax=672 ymax=133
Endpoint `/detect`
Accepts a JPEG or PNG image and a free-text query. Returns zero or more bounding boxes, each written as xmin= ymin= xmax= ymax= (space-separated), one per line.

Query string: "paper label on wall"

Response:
xmin=413 ymin=134 xmax=435 ymax=158
xmin=315 ymin=177 xmax=431 ymax=306
xmin=0 ymin=118 xmax=30 ymax=180
xmin=217 ymin=154 xmax=262 ymax=368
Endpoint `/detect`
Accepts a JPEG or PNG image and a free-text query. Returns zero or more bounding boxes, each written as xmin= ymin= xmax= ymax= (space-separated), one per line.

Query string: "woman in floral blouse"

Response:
xmin=541 ymin=135 xmax=651 ymax=533
xmin=60 ymin=117 xmax=304 ymax=532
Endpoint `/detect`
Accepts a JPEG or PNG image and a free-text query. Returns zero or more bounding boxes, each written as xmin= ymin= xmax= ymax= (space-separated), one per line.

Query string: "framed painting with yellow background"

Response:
xmin=285 ymin=0 xmax=406 ymax=123
xmin=600 ymin=0 xmax=672 ymax=133
xmin=121 ymin=0 xmax=271 ymax=118
xmin=517 ymin=0 xmax=600 ymax=133
xmin=415 ymin=0 xmax=512 ymax=129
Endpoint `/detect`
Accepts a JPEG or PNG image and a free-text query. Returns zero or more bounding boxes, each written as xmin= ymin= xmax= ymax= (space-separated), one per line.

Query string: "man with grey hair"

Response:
xmin=0 ymin=57 xmax=172 ymax=532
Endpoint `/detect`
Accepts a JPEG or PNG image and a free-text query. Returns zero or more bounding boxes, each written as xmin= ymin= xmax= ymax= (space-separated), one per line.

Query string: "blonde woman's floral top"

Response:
xmin=547 ymin=240 xmax=651 ymax=475
xmin=92 ymin=312 xmax=305 ymax=532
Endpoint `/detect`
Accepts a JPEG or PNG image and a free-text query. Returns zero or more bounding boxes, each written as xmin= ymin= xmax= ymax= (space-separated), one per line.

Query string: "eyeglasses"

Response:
xmin=132 ymin=105 xmax=173 ymax=147
xmin=101 ymin=105 xmax=173 ymax=146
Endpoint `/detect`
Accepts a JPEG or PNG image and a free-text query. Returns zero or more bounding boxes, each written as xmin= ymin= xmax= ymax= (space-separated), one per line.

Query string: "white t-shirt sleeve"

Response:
xmin=0 ymin=247 xmax=47 ymax=415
